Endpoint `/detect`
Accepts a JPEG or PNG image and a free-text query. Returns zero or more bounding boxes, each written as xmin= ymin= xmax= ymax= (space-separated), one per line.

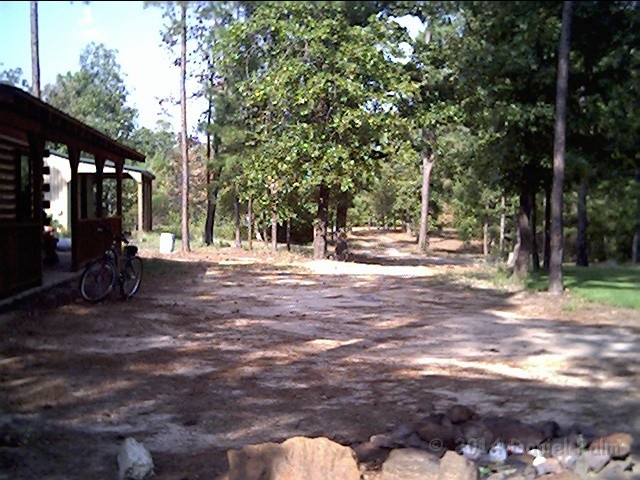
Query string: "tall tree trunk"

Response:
xmin=271 ymin=207 xmax=278 ymax=252
xmin=313 ymin=182 xmax=330 ymax=259
xmin=179 ymin=4 xmax=190 ymax=252
xmin=335 ymin=190 xmax=348 ymax=233
xmin=234 ymin=191 xmax=242 ymax=248
xmin=633 ymin=166 xmax=640 ymax=263
xmin=247 ymin=197 xmax=253 ymax=251
xmin=576 ymin=175 xmax=589 ymax=266
xmin=514 ymin=178 xmax=533 ymax=278
xmin=30 ymin=1 xmax=40 ymax=98
xmin=483 ymin=203 xmax=489 ymax=256
xmin=203 ymin=90 xmax=220 ymax=246
xmin=549 ymin=1 xmax=573 ymax=294
xmin=543 ymin=186 xmax=551 ymax=270
xmin=531 ymin=189 xmax=540 ymax=272
xmin=418 ymin=151 xmax=435 ymax=254
xmin=286 ymin=218 xmax=291 ymax=252
xmin=499 ymin=196 xmax=506 ymax=258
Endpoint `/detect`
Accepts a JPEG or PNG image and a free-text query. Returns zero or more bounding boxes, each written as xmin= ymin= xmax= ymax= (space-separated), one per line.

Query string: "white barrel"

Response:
xmin=159 ymin=233 xmax=175 ymax=253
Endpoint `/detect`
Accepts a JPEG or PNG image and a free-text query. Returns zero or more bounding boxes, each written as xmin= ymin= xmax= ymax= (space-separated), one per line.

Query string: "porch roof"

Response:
xmin=0 ymin=84 xmax=145 ymax=163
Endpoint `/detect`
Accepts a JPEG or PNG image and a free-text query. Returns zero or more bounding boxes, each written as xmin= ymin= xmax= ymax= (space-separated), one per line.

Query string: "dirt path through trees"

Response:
xmin=1 ymin=229 xmax=638 ymax=479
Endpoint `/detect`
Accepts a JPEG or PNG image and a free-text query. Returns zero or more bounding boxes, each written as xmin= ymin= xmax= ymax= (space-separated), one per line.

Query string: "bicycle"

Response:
xmin=79 ymin=222 xmax=143 ymax=302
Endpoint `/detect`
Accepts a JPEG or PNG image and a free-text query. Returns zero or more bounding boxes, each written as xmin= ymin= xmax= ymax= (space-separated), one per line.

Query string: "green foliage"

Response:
xmin=43 ymin=43 xmax=138 ymax=143
xmin=0 ymin=64 xmax=29 ymax=89
xmin=219 ymin=1 xmax=403 ymax=224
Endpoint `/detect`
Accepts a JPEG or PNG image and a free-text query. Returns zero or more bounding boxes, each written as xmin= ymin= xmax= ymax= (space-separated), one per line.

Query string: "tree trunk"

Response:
xmin=30 ymin=1 xmax=40 ymax=98
xmin=417 ymin=151 xmax=435 ymax=254
xmin=203 ymin=91 xmax=220 ymax=246
xmin=499 ymin=196 xmax=506 ymax=258
xmin=234 ymin=191 xmax=242 ymax=248
xmin=633 ymin=166 xmax=640 ymax=263
xmin=271 ymin=207 xmax=278 ymax=252
xmin=576 ymin=175 xmax=589 ymax=266
xmin=531 ymin=189 xmax=540 ymax=272
xmin=286 ymin=218 xmax=291 ymax=252
xmin=335 ymin=191 xmax=348 ymax=233
xmin=247 ymin=197 xmax=253 ymax=251
xmin=313 ymin=182 xmax=330 ymax=259
xmin=514 ymin=180 xmax=533 ymax=278
xmin=483 ymin=203 xmax=489 ymax=256
xmin=179 ymin=4 xmax=190 ymax=252
xmin=543 ymin=186 xmax=551 ymax=270
xmin=549 ymin=0 xmax=573 ymax=294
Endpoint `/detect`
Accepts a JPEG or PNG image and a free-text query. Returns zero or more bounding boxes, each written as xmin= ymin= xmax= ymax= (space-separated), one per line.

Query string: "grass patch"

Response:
xmin=528 ymin=264 xmax=640 ymax=309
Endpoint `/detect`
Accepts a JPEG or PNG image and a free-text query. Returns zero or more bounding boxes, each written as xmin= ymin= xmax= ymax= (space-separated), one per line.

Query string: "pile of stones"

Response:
xmin=221 ymin=404 xmax=637 ymax=480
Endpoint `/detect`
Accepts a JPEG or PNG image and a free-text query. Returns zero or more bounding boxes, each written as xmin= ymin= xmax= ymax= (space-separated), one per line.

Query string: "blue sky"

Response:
xmin=0 ymin=1 xmax=205 ymax=133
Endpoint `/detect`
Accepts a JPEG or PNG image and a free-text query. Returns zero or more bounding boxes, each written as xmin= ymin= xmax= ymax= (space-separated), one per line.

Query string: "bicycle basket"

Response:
xmin=124 ymin=245 xmax=138 ymax=256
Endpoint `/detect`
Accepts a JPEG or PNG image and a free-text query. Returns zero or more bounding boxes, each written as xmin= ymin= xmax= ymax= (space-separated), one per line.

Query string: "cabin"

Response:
xmin=0 ymin=84 xmax=146 ymax=300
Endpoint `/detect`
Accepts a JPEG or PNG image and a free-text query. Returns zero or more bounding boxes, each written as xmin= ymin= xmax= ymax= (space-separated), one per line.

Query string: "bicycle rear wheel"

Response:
xmin=120 ymin=256 xmax=143 ymax=299
xmin=80 ymin=260 xmax=116 ymax=302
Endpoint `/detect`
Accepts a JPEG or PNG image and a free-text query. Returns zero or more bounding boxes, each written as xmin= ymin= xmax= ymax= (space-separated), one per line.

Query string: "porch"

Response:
xmin=0 ymin=84 xmax=146 ymax=301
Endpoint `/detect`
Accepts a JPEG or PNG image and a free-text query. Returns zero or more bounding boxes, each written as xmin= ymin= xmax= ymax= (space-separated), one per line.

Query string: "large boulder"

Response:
xmin=380 ymin=448 xmax=440 ymax=480
xmin=225 ymin=436 xmax=360 ymax=480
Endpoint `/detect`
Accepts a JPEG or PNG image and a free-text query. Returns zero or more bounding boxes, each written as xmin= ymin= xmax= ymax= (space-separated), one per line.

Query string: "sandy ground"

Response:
xmin=1 ymin=228 xmax=638 ymax=479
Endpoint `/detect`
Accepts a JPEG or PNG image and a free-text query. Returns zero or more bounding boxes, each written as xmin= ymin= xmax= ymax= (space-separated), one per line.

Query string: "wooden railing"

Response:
xmin=75 ymin=217 xmax=122 ymax=270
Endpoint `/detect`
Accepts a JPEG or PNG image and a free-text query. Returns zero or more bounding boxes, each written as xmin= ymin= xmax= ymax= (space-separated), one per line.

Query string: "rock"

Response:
xmin=540 ymin=473 xmax=582 ymax=480
xmin=438 ymin=450 xmax=479 ymax=480
xmin=380 ymin=448 xmax=440 ymax=480
xmin=352 ymin=440 xmax=391 ymax=466
xmin=458 ymin=420 xmax=494 ymax=450
xmin=445 ymin=405 xmax=476 ymax=424
xmin=481 ymin=417 xmax=545 ymax=449
xmin=563 ymin=423 xmax=600 ymax=446
xmin=536 ymin=420 xmax=561 ymax=441
xmin=533 ymin=457 xmax=563 ymax=476
xmin=226 ymin=436 xmax=360 ymax=480
xmin=371 ymin=433 xmax=402 ymax=449
xmin=583 ymin=449 xmax=612 ymax=473
xmin=117 ymin=437 xmax=154 ymax=480
xmin=416 ymin=417 xmax=461 ymax=451
xmin=589 ymin=433 xmax=633 ymax=459
xmin=597 ymin=458 xmax=634 ymax=479
xmin=549 ymin=442 xmax=581 ymax=470
xmin=596 ymin=459 xmax=634 ymax=480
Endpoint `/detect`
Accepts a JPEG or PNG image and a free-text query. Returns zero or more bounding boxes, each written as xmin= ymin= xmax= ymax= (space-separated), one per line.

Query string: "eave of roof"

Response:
xmin=0 ymin=84 xmax=145 ymax=163
xmin=48 ymin=150 xmax=156 ymax=180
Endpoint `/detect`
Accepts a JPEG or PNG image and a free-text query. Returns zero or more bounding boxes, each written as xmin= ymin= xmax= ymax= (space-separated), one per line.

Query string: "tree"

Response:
xmin=549 ymin=1 xmax=573 ymax=295
xmin=44 ymin=43 xmax=138 ymax=142
xmin=0 ymin=65 xmax=29 ymax=89
xmin=222 ymin=2 xmax=402 ymax=258
xmin=30 ymin=1 xmax=40 ymax=98
xmin=179 ymin=3 xmax=191 ymax=252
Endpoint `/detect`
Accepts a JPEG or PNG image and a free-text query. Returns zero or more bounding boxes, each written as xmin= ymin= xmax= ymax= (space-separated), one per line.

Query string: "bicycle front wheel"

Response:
xmin=120 ymin=256 xmax=143 ymax=299
xmin=80 ymin=260 xmax=116 ymax=302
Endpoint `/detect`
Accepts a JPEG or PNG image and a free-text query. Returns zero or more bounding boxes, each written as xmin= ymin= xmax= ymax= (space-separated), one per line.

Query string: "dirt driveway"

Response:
xmin=1 ymin=228 xmax=638 ymax=479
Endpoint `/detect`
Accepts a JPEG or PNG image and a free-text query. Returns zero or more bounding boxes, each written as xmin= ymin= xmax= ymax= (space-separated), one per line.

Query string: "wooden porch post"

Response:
xmin=68 ymin=147 xmax=80 ymax=271
xmin=115 ymin=159 xmax=123 ymax=218
xmin=145 ymin=177 xmax=152 ymax=231
xmin=28 ymin=133 xmax=44 ymax=221
xmin=137 ymin=179 xmax=143 ymax=232
xmin=95 ymin=155 xmax=104 ymax=219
